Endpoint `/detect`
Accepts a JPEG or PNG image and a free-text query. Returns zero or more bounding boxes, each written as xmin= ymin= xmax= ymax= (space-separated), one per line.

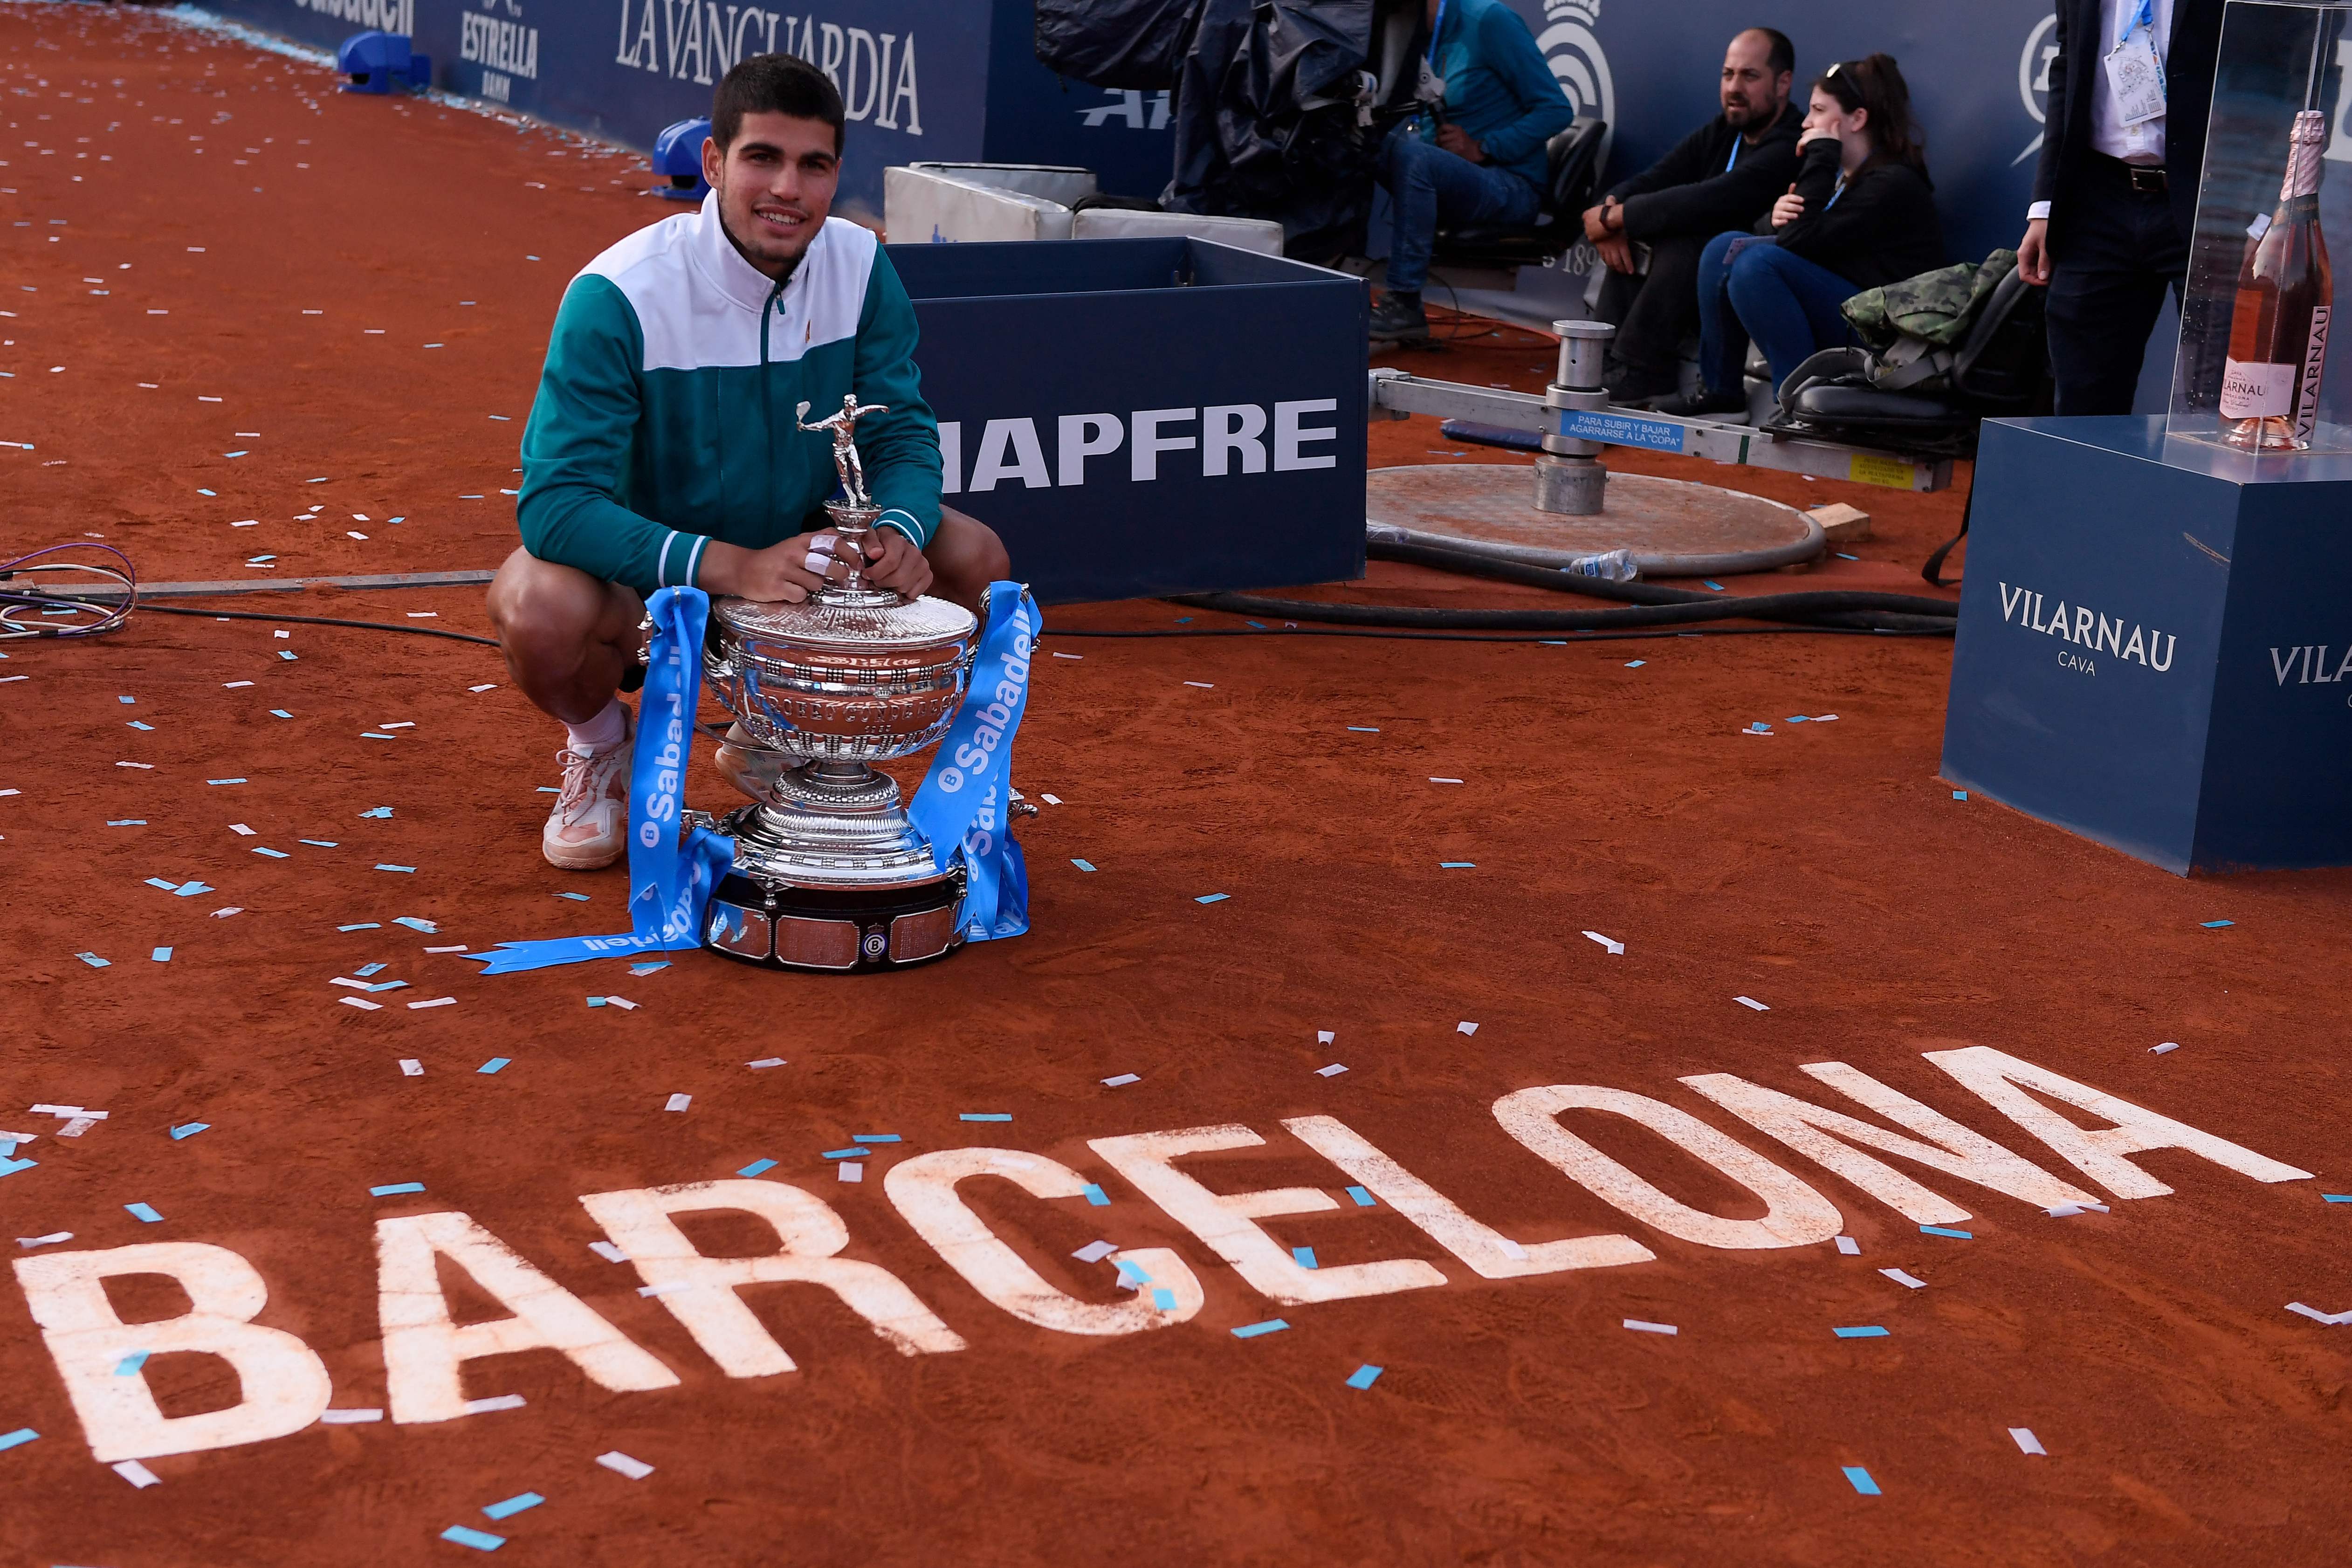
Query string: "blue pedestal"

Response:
xmin=890 ymin=237 xmax=1368 ymax=605
xmin=1943 ymin=415 xmax=2352 ymax=873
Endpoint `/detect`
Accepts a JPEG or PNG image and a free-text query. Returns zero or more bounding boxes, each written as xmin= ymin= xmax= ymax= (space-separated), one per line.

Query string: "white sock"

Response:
xmin=565 ymin=698 xmax=628 ymax=754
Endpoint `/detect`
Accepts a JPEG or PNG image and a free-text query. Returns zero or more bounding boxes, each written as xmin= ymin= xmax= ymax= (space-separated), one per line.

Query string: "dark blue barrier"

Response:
xmin=195 ymin=3 xmax=2067 ymax=261
xmin=889 ymin=237 xmax=1368 ymax=605
xmin=1942 ymin=417 xmax=2352 ymax=873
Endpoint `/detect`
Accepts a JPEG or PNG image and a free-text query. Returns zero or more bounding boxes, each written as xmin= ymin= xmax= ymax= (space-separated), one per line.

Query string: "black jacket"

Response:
xmin=2032 ymin=0 xmax=2222 ymax=251
xmin=1606 ymin=101 xmax=1804 ymax=242
xmin=1760 ymin=137 xmax=1946 ymax=290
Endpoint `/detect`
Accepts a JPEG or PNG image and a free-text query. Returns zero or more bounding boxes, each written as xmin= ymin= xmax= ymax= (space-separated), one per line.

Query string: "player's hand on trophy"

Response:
xmin=699 ymin=534 xmax=840 ymax=604
xmin=854 ymin=526 xmax=934 ymax=600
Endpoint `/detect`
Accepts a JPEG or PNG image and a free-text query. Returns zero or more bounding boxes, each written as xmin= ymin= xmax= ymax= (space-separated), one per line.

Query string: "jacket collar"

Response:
xmin=688 ymin=189 xmax=796 ymax=312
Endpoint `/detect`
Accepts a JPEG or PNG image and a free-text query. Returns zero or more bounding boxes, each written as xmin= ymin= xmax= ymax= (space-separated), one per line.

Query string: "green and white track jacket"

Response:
xmin=516 ymin=193 xmax=942 ymax=595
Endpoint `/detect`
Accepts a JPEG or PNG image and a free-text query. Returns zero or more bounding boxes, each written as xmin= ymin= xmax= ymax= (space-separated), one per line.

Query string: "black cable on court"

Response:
xmin=1167 ymin=536 xmax=1960 ymax=636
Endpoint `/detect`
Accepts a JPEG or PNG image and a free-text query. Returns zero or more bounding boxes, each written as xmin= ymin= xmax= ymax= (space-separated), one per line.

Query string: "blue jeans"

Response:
xmin=1377 ymin=122 xmax=1540 ymax=294
xmin=1697 ymin=232 xmax=1861 ymax=394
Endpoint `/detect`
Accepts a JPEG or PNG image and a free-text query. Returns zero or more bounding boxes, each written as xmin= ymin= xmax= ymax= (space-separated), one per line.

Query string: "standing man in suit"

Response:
xmin=2017 ymin=0 xmax=2222 ymax=414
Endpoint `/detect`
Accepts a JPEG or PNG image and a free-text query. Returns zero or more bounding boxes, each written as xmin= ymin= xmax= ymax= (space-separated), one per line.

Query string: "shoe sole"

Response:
xmin=543 ymin=836 xmax=625 ymax=872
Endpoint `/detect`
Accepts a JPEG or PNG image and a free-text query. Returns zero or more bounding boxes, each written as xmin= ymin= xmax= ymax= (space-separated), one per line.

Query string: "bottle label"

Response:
xmin=2296 ymin=305 xmax=2331 ymax=440
xmin=2221 ymin=358 xmax=2296 ymax=418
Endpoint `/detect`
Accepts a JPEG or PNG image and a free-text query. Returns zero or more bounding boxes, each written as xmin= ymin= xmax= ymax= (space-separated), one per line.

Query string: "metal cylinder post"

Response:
xmin=1535 ymin=320 xmax=1616 ymax=516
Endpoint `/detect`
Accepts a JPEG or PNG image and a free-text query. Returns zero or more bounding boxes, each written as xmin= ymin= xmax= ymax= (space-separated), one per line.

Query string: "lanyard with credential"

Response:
xmin=1725 ymin=137 xmax=1740 ymax=173
xmin=2117 ymin=0 xmax=2166 ymax=93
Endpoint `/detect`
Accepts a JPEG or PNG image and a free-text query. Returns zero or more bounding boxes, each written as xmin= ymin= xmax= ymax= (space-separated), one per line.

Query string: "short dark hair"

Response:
xmin=713 ymin=53 xmax=845 ymax=152
xmin=1743 ymin=27 xmax=1795 ymax=79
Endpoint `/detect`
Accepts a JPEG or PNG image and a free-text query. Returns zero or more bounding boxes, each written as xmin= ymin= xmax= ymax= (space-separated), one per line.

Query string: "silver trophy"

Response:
xmin=683 ymin=393 xmax=981 ymax=972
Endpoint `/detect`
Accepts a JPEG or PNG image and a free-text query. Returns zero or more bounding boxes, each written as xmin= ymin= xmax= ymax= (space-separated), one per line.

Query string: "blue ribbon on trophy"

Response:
xmin=470 ymin=578 xmax=1037 ymax=974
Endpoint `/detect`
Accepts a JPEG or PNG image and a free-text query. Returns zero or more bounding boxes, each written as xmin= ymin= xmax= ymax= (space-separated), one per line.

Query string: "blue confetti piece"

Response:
xmin=126 ymin=720 xmax=153 ymax=731
xmin=125 ymin=1202 xmax=163 ymax=1223
xmin=481 ymin=1492 xmax=543 ymax=1521
xmin=1919 ymin=1224 xmax=1972 ymax=1239
xmin=1347 ymin=725 xmax=1380 ymax=732
xmin=108 ymin=819 xmax=147 ymax=826
xmin=1833 ymin=1326 xmax=1888 ymax=1339
xmin=1842 ymin=1465 xmax=1881 ymax=1496
xmin=1292 ymin=1246 xmax=1318 ymax=1270
xmin=359 ymin=806 xmax=392 ymax=818
xmin=1247 ymin=620 xmax=1266 ymax=629
xmin=440 ymin=1525 xmax=505 ymax=1552
xmin=118 ymin=695 xmax=137 ymax=704
xmin=2323 ymin=1194 xmax=2352 ymax=1203
xmin=76 ymin=952 xmax=110 ymax=968
xmin=338 ymin=923 xmax=382 ymax=932
xmin=960 ymin=1113 xmax=1011 ymax=1122
xmin=1835 ymin=551 xmax=1859 ymax=561
xmin=252 ymin=847 xmax=290 ymax=859
xmin=1952 ymin=790 xmax=1967 ymax=801
xmin=299 ymin=839 xmax=338 ymax=848
xmin=1115 ymin=1259 xmax=1152 ymax=1284
xmin=0 ymin=1428 xmax=38 ymax=1452
xmin=1070 ymin=858 xmax=1096 ymax=872
xmin=270 ymin=709 xmax=293 ymax=719
xmin=0 ymin=1157 xmax=36 ymax=1179
xmin=207 ymin=778 xmax=247 ymax=785
xmin=278 ymin=651 xmax=298 ymax=662
xmin=2201 ymin=920 xmax=2234 ymax=928
xmin=1081 ymin=1183 xmax=1109 ymax=1206
xmin=477 ymin=1058 xmax=509 ymax=1074
xmin=370 ymin=1182 xmax=425 ymax=1197
xmin=553 ymin=891 xmax=589 ymax=901
xmin=356 ymin=963 xmax=385 ymax=977
xmin=1345 ymin=1364 xmax=1383 ymax=1390
xmin=1151 ymin=1287 xmax=1177 ymax=1309
xmin=628 ymin=962 xmax=668 ymax=975
xmin=170 ymin=1122 xmax=207 ymax=1140
xmin=737 ymin=1159 xmax=777 ymax=1178
xmin=1231 ymin=1319 xmax=1290 ymax=1339
xmin=391 ymin=917 xmax=437 ymax=933
xmin=116 ymin=1350 xmax=150 ymax=1375
xmin=1175 ymin=616 xmax=1193 ymax=623
xmin=1345 ymin=1186 xmax=1375 ymax=1207
xmin=152 ymin=947 xmax=173 ymax=963
xmin=821 ymin=1147 xmax=870 ymax=1159
xmin=1624 ymin=659 xmax=1645 ymax=668
xmin=174 ymin=881 xmax=212 ymax=896
xmin=585 ymin=996 xmax=606 ymax=1008
xmin=1439 ymin=861 xmax=1476 ymax=869
xmin=145 ymin=878 xmax=179 ymax=891
xmin=1703 ymin=580 xmax=1725 ymax=591
xmin=196 ymin=488 xmax=217 ymax=497
xmin=1195 ymin=893 xmax=1229 ymax=904
xmin=377 ymin=864 xmax=417 ymax=873
xmin=1787 ymin=715 xmax=1809 ymax=723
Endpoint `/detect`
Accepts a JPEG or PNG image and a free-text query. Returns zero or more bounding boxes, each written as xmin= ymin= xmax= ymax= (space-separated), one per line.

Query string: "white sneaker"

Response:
xmin=714 ymin=721 xmax=791 ymax=801
xmin=542 ymin=712 xmax=632 ymax=871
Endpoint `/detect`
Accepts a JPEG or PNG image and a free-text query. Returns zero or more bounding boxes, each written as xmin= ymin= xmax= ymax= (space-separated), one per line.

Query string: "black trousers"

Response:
xmin=2046 ymin=156 xmax=2192 ymax=416
xmin=1596 ymin=233 xmax=1707 ymax=383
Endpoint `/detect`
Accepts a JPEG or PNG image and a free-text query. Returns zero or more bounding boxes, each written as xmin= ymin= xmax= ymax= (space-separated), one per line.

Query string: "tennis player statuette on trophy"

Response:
xmin=682 ymin=393 xmax=982 ymax=972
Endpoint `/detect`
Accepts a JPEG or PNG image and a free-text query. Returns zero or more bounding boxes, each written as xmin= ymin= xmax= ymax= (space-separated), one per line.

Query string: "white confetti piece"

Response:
xmin=319 ymin=1408 xmax=384 ymax=1424
xmin=1317 ymin=1030 xmax=1334 ymax=1044
xmin=637 ymin=1280 xmax=690 ymax=1297
xmin=2008 ymin=1427 xmax=2046 ymax=1456
xmin=340 ymin=997 xmax=383 ymax=1011
xmin=596 ymin=1451 xmax=654 ymax=1480
xmin=1622 ymin=1319 xmax=1678 ymax=1335
xmin=407 ymin=997 xmax=455 ymax=1010
xmin=112 ymin=1459 xmax=160 ymax=1488
xmin=1835 ymin=1235 xmax=1861 ymax=1255
xmin=1734 ymin=995 xmax=1770 ymax=1011
xmin=2151 ymin=1041 xmax=2180 ymax=1055
xmin=2286 ymin=1301 xmax=2352 ymax=1325
xmin=398 ymin=1059 xmax=423 ymax=1077
xmin=1583 ymin=930 xmax=1624 ymax=956
xmin=838 ymin=1162 xmax=863 ymax=1183
xmin=1429 ymin=776 xmax=1464 ymax=784
xmin=605 ymin=996 xmax=638 ymax=1011
xmin=1100 ymin=1073 xmax=1140 ymax=1087
xmin=664 ymin=1093 xmax=691 ymax=1112
xmin=1184 ymin=681 xmax=1214 ymax=688
xmin=1315 ymin=1063 xmax=1347 ymax=1077
xmin=461 ymin=1394 xmax=526 ymax=1416
xmin=1456 ymin=1021 xmax=1478 ymax=1036
xmin=17 ymin=1232 xmax=73 ymax=1249
xmin=1073 ymin=1240 xmax=1119 ymax=1263
xmin=747 ymin=1057 xmax=786 ymax=1069
xmin=589 ymin=1241 xmax=628 ymax=1263
xmin=1493 ymin=1238 xmax=1529 ymax=1260
xmin=1040 ymin=793 xmax=1062 ymax=805
xmin=229 ymin=824 xmax=255 ymax=836
xmin=2044 ymin=1201 xmax=2110 ymax=1217
xmin=1879 ymin=1268 xmax=1926 ymax=1289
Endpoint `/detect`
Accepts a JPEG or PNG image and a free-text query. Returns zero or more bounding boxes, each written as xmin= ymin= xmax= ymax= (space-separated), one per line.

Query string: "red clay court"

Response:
xmin=2 ymin=5 xmax=2348 ymax=1565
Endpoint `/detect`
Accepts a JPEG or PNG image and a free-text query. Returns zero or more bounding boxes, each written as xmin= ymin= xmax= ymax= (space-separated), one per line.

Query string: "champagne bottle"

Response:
xmin=2222 ymin=109 xmax=2332 ymax=451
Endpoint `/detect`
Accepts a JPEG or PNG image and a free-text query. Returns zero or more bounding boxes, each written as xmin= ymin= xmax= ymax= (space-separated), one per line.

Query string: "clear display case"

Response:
xmin=2169 ymin=1 xmax=2352 ymax=455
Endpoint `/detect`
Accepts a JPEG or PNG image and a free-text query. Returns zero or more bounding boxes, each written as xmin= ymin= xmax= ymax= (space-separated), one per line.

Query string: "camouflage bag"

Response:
xmin=1839 ymin=248 xmax=2020 ymax=393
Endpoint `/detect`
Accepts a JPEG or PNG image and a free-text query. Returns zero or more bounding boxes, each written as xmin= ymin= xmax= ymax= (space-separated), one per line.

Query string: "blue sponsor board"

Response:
xmin=1556 ymin=408 xmax=1687 ymax=454
xmin=1943 ymin=417 xmax=2352 ymax=873
xmin=890 ymin=237 xmax=1367 ymax=605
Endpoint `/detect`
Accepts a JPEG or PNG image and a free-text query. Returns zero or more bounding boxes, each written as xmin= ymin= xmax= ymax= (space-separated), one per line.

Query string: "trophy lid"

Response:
xmin=713 ymin=589 xmax=977 ymax=653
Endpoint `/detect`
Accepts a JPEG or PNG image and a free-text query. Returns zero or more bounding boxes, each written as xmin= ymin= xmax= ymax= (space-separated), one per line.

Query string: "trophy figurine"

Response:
xmin=682 ymin=394 xmax=982 ymax=972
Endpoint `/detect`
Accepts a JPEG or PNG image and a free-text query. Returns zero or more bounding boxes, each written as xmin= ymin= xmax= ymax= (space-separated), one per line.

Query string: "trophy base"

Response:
xmin=688 ymin=759 xmax=964 ymax=973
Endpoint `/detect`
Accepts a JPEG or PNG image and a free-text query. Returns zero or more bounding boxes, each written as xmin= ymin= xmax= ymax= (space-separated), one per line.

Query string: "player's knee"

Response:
xmin=936 ymin=507 xmax=1011 ymax=584
xmin=487 ymin=550 xmax=605 ymax=660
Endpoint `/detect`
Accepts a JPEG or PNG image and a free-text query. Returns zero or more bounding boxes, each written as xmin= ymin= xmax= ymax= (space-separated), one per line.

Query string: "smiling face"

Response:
xmin=701 ymin=110 xmax=840 ymax=278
